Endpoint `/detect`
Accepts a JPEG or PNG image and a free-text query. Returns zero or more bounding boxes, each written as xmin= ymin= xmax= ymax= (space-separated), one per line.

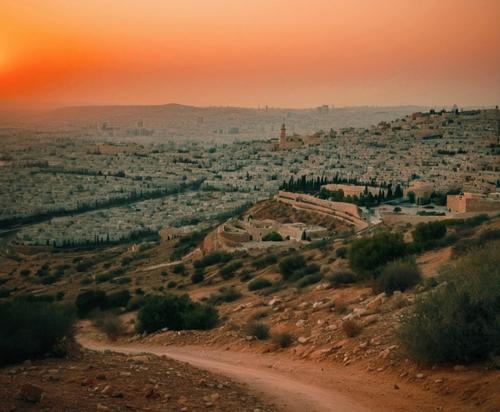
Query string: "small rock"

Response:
xmin=143 ymin=384 xmax=159 ymax=399
xmin=268 ymin=297 xmax=282 ymax=306
xmin=416 ymin=373 xmax=425 ymax=379
xmin=453 ymin=365 xmax=467 ymax=372
xmin=127 ymin=355 xmax=150 ymax=364
xmin=101 ymin=385 xmax=113 ymax=396
xmin=18 ymin=383 xmax=43 ymax=403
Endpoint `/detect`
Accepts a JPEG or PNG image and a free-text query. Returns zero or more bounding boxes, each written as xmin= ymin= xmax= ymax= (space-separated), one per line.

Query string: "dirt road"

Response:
xmin=78 ymin=335 xmax=459 ymax=412
xmin=79 ymin=337 xmax=365 ymax=412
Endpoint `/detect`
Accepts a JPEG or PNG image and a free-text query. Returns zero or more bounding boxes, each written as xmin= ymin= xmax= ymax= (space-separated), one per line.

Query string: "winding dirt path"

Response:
xmin=79 ymin=336 xmax=366 ymax=412
xmin=78 ymin=335 xmax=462 ymax=412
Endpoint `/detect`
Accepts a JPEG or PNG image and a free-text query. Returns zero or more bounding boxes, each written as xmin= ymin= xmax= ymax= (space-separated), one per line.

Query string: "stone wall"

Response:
xmin=321 ymin=183 xmax=380 ymax=197
xmin=275 ymin=191 xmax=367 ymax=230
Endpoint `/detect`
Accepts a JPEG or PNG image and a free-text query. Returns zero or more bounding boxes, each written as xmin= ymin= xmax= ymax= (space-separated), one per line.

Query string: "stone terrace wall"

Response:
xmin=275 ymin=191 xmax=367 ymax=231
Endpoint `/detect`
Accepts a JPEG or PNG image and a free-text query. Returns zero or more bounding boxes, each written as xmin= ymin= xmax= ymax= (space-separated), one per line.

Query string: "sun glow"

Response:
xmin=0 ymin=0 xmax=499 ymax=107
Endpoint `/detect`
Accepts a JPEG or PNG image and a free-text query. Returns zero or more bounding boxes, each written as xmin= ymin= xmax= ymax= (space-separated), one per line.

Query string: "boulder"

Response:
xmin=18 ymin=383 xmax=43 ymax=403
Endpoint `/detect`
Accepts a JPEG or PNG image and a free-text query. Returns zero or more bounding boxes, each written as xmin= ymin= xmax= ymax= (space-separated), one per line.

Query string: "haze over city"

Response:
xmin=1 ymin=0 xmax=500 ymax=109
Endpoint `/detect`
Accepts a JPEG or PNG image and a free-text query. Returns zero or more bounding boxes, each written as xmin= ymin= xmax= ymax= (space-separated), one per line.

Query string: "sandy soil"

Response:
xmin=78 ymin=333 xmax=492 ymax=412
xmin=0 ymin=348 xmax=276 ymax=412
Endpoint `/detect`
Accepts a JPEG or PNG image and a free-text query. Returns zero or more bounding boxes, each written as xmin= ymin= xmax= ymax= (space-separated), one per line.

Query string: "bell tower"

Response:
xmin=280 ymin=123 xmax=286 ymax=147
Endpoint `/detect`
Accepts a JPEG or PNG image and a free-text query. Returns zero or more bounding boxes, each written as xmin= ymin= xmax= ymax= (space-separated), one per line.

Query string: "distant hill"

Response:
xmin=0 ymin=103 xmax=428 ymax=140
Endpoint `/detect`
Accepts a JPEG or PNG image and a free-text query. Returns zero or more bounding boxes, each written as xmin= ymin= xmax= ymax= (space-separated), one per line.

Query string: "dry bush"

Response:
xmin=342 ymin=319 xmax=363 ymax=338
xmin=272 ymin=331 xmax=294 ymax=348
xmin=250 ymin=309 xmax=270 ymax=320
xmin=334 ymin=299 xmax=349 ymax=314
xmin=245 ymin=321 xmax=270 ymax=340
xmin=93 ymin=313 xmax=126 ymax=341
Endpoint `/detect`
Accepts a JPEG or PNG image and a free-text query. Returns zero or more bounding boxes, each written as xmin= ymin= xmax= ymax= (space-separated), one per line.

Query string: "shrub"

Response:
xmin=20 ymin=269 xmax=31 ymax=277
xmin=279 ymin=255 xmax=306 ymax=280
xmin=377 ymin=259 xmax=421 ymax=294
xmin=95 ymin=273 xmax=115 ymax=283
xmin=193 ymin=252 xmax=232 ymax=269
xmin=252 ymin=254 xmax=277 ymax=269
xmin=36 ymin=264 xmax=50 ymax=277
xmin=349 ymin=232 xmax=406 ymax=277
xmin=443 ymin=214 xmax=489 ymax=229
xmin=479 ymin=228 xmax=500 ymax=243
xmin=170 ymin=229 xmax=209 ymax=261
xmin=335 ymin=246 xmax=348 ymax=258
xmin=248 ymin=278 xmax=272 ymax=291
xmin=250 ymin=309 xmax=270 ymax=320
xmin=182 ymin=304 xmax=219 ymax=330
xmin=399 ymin=243 xmax=500 ymax=364
xmin=219 ymin=260 xmax=243 ymax=280
xmin=245 ymin=321 xmax=269 ymax=340
xmin=0 ymin=300 xmax=75 ymax=365
xmin=262 ymin=231 xmax=283 ymax=241
xmin=327 ymin=270 xmax=357 ymax=287
xmin=342 ymin=319 xmax=363 ymax=337
xmin=41 ymin=274 xmax=61 ymax=285
xmin=452 ymin=238 xmax=479 ymax=257
xmin=442 ymin=232 xmax=459 ymax=246
xmin=272 ymin=331 xmax=294 ymax=348
xmin=18 ymin=293 xmax=56 ymax=303
xmin=121 ymin=256 xmax=132 ymax=266
xmin=93 ymin=313 xmax=126 ymax=341
xmin=126 ymin=296 xmax=146 ymax=311
xmin=239 ymin=271 xmax=253 ymax=281
xmin=259 ymin=280 xmax=285 ymax=296
xmin=191 ymin=269 xmax=204 ymax=284
xmin=114 ymin=276 xmax=131 ymax=285
xmin=136 ymin=294 xmax=218 ymax=333
xmin=207 ymin=286 xmax=242 ymax=305
xmin=75 ymin=260 xmax=94 ymax=273
xmin=289 ymin=263 xmax=320 ymax=281
xmin=335 ymin=300 xmax=349 ymax=314
xmin=167 ymin=280 xmax=177 ymax=289
xmin=307 ymin=239 xmax=329 ymax=251
xmin=0 ymin=288 xmax=11 ymax=298
xmin=412 ymin=221 xmax=447 ymax=249
xmin=75 ymin=290 xmax=107 ymax=318
xmin=172 ymin=263 xmax=186 ymax=275
xmin=296 ymin=273 xmax=322 ymax=288
xmin=105 ymin=290 xmax=131 ymax=308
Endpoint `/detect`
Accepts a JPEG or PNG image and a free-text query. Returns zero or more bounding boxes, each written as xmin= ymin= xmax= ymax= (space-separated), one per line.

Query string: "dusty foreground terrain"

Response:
xmin=78 ymin=323 xmax=500 ymax=412
xmin=0 ymin=346 xmax=277 ymax=412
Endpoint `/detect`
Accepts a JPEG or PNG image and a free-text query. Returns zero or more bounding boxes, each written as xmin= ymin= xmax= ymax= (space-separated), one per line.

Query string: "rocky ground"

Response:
xmin=123 ymin=283 xmax=500 ymax=412
xmin=0 ymin=349 xmax=277 ymax=412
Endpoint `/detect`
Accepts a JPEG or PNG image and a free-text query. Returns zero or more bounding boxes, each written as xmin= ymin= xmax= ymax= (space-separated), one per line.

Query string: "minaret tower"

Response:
xmin=280 ymin=123 xmax=286 ymax=147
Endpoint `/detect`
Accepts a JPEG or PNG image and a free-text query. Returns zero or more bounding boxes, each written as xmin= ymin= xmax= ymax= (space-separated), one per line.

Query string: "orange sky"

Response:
xmin=1 ymin=0 xmax=499 ymax=108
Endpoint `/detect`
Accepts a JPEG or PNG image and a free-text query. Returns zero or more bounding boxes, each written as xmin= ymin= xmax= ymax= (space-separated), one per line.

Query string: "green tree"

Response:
xmin=348 ymin=232 xmax=407 ymax=277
